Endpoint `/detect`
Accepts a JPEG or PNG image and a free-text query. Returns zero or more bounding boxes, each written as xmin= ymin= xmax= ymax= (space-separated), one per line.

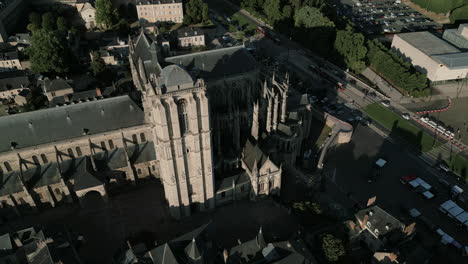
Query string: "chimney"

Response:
xmin=367 ymin=196 xmax=376 ymax=207
xmin=96 ymin=87 xmax=102 ymax=97
xmin=12 ymin=234 xmax=22 ymax=247
xmin=223 ymin=249 xmax=228 ymax=263
xmin=360 ymin=214 xmax=369 ymax=230
xmin=404 ymin=222 xmax=416 ymax=236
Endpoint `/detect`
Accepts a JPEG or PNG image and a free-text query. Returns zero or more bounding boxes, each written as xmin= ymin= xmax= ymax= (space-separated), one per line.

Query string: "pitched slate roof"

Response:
xmin=161 ymin=64 xmax=194 ymax=90
xmin=22 ymin=163 xmax=62 ymax=189
xmin=0 ymin=171 xmax=24 ymax=196
xmin=184 ymin=238 xmax=203 ymax=261
xmin=0 ymin=95 xmax=145 ymax=153
xmin=43 ymin=78 xmax=73 ymax=93
xmin=177 ymin=27 xmax=204 ymax=38
xmin=72 ymin=157 xmax=104 ymax=191
xmin=129 ymin=141 xmax=157 ymax=164
xmin=242 ymin=139 xmax=269 ymax=172
xmin=0 ymin=71 xmax=30 ymax=92
xmin=132 ymin=31 xmax=162 ymax=77
xmin=165 ymin=45 xmax=257 ymax=80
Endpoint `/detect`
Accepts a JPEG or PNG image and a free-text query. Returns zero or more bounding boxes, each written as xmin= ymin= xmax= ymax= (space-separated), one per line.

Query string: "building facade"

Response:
xmin=0 ymin=52 xmax=22 ymax=72
xmin=177 ymin=27 xmax=205 ymax=48
xmin=136 ymin=0 xmax=184 ymax=24
xmin=77 ymin=2 xmax=96 ymax=29
xmin=392 ymin=30 xmax=468 ymax=82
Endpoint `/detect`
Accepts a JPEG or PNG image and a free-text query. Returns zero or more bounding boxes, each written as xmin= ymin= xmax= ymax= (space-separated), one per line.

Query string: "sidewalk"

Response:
xmin=361 ymin=68 xmax=403 ymax=101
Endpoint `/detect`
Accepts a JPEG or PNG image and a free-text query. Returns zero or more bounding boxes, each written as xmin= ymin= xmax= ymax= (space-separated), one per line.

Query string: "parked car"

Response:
xmin=402 ymin=113 xmax=410 ymax=120
xmin=381 ymin=100 xmax=390 ymax=107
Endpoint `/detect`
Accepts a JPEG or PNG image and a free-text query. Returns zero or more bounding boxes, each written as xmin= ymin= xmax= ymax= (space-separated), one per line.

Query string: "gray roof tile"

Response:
xmin=165 ymin=45 xmax=257 ymax=80
xmin=0 ymin=95 xmax=145 ymax=153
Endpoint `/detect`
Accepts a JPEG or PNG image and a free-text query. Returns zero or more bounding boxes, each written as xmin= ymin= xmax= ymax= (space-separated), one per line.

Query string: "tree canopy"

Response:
xmin=27 ymin=29 xmax=72 ymax=74
xmin=321 ymin=234 xmax=346 ymax=262
xmin=41 ymin=12 xmax=56 ymax=31
xmin=90 ymin=51 xmax=106 ymax=76
xmin=56 ymin=17 xmax=68 ymax=32
xmin=263 ymin=0 xmax=283 ymax=24
xmin=95 ymin=0 xmax=119 ymax=29
xmin=294 ymin=6 xmax=334 ymax=28
xmin=184 ymin=0 xmax=209 ymax=24
xmin=334 ymin=26 xmax=367 ymax=73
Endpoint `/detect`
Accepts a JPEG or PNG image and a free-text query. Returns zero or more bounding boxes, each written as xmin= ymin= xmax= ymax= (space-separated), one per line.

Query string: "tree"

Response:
xmin=282 ymin=5 xmax=293 ymax=18
xmin=56 ymin=17 xmax=68 ymax=32
xmin=28 ymin=12 xmax=42 ymax=31
xmin=95 ymin=0 xmax=118 ymax=29
xmin=321 ymin=234 xmax=346 ymax=262
xmin=27 ymin=29 xmax=72 ymax=73
xmin=263 ymin=0 xmax=283 ymax=24
xmin=89 ymin=51 xmax=106 ymax=76
xmin=334 ymin=26 xmax=367 ymax=73
xmin=42 ymin=12 xmax=56 ymax=31
xmin=184 ymin=0 xmax=209 ymax=24
xmin=294 ymin=6 xmax=334 ymax=28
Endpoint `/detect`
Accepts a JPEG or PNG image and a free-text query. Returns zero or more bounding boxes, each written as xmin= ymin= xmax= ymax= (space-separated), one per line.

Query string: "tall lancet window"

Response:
xmin=178 ymin=99 xmax=189 ymax=135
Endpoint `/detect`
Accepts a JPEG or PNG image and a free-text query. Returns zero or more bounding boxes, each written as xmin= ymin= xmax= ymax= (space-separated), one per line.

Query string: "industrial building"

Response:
xmin=391 ymin=24 xmax=468 ymax=83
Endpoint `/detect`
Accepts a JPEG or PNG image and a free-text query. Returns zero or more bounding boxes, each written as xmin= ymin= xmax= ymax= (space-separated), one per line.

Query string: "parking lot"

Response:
xmin=334 ymin=0 xmax=440 ymax=35
xmin=323 ymin=123 xmax=468 ymax=246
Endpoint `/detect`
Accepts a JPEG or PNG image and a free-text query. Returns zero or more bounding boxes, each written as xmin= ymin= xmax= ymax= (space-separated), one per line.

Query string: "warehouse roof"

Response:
xmin=432 ymin=52 xmax=468 ymax=69
xmin=397 ymin=32 xmax=460 ymax=56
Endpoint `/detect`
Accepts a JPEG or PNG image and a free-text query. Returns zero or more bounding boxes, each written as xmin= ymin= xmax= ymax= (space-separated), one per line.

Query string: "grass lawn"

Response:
xmin=449 ymin=154 xmax=468 ymax=180
xmin=363 ymin=103 xmax=442 ymax=152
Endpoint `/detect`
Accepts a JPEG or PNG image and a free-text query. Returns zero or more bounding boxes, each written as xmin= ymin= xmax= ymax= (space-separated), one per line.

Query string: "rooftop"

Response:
xmin=165 ymin=45 xmax=257 ymax=80
xmin=355 ymin=205 xmax=405 ymax=238
xmin=432 ymin=52 xmax=468 ymax=69
xmin=396 ymin=31 xmax=460 ymax=56
xmin=137 ymin=0 xmax=182 ymax=5
xmin=0 ymin=95 xmax=145 ymax=153
xmin=177 ymin=27 xmax=204 ymax=38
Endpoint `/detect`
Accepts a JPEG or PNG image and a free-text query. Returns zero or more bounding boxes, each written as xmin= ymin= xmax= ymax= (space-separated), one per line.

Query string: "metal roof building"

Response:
xmin=391 ymin=28 xmax=468 ymax=82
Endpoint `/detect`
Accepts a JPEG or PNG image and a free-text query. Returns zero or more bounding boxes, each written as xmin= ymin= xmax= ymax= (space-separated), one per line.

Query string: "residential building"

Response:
xmin=0 ymin=226 xmax=83 ymax=263
xmin=7 ymin=32 xmax=31 ymax=51
xmin=77 ymin=1 xmax=96 ymax=29
xmin=0 ymin=51 xmax=22 ymax=72
xmin=136 ymin=0 xmax=184 ymax=24
xmin=40 ymin=77 xmax=74 ymax=101
xmin=13 ymin=88 xmax=31 ymax=106
xmin=0 ymin=71 xmax=30 ymax=100
xmin=177 ymin=27 xmax=205 ymax=48
xmin=90 ymin=49 xmax=125 ymax=66
xmin=391 ymin=28 xmax=468 ymax=82
xmin=347 ymin=205 xmax=416 ymax=253
xmin=114 ymin=223 xmax=316 ymax=263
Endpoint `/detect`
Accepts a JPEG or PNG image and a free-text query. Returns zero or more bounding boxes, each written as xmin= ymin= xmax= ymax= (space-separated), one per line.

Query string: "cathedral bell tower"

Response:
xmin=143 ymin=64 xmax=215 ymax=219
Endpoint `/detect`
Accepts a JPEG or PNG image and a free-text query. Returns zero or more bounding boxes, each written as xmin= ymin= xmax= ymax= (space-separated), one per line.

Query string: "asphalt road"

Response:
xmin=323 ymin=123 xmax=468 ymax=245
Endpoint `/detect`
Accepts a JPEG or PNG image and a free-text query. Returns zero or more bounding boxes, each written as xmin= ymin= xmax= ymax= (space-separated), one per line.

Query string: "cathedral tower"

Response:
xmin=143 ymin=65 xmax=215 ymax=219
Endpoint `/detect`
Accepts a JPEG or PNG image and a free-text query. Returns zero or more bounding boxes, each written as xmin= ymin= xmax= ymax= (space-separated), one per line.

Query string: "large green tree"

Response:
xmin=334 ymin=26 xmax=367 ymax=73
xmin=27 ymin=29 xmax=72 ymax=73
xmin=321 ymin=234 xmax=346 ymax=262
xmin=42 ymin=12 xmax=56 ymax=31
xmin=95 ymin=0 xmax=118 ymax=29
xmin=263 ymin=0 xmax=283 ymax=24
xmin=90 ymin=51 xmax=106 ymax=76
xmin=28 ymin=12 xmax=42 ymax=32
xmin=184 ymin=0 xmax=209 ymax=24
xmin=294 ymin=6 xmax=334 ymax=28
xmin=56 ymin=17 xmax=68 ymax=32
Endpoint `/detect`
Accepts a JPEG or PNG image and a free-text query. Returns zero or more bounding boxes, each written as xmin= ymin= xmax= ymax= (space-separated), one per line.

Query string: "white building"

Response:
xmin=77 ymin=2 xmax=96 ymax=29
xmin=136 ymin=0 xmax=184 ymax=24
xmin=391 ymin=29 xmax=468 ymax=82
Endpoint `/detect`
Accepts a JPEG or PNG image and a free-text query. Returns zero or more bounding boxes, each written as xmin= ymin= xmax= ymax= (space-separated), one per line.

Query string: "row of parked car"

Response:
xmin=419 ymin=116 xmax=455 ymax=139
